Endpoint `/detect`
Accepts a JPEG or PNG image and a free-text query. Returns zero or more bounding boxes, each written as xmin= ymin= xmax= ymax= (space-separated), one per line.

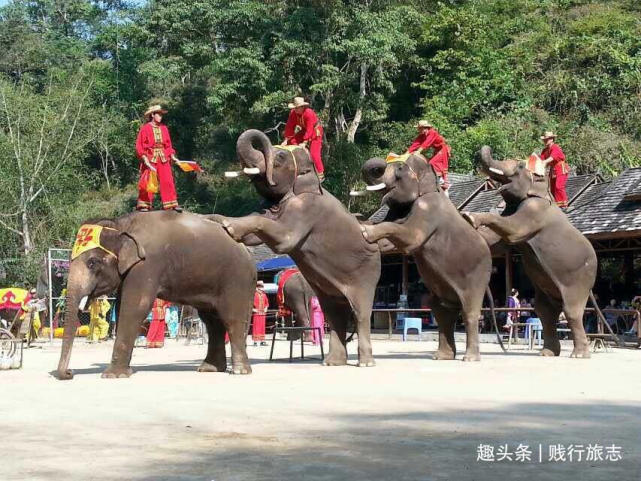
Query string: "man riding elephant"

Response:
xmin=214 ymin=129 xmax=380 ymax=367
xmin=56 ymin=210 xmax=256 ymax=380
xmin=462 ymin=146 xmax=596 ymax=358
xmin=282 ymin=97 xmax=325 ymax=181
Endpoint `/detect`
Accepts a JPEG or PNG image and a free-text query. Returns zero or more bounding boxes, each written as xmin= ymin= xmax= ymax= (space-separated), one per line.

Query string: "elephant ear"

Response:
xmin=526 ymin=175 xmax=552 ymax=203
xmin=117 ymin=232 xmax=146 ymax=275
xmin=292 ymin=148 xmax=322 ymax=195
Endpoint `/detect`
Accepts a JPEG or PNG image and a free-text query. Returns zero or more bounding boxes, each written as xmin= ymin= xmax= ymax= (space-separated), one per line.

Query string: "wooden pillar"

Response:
xmin=402 ymin=255 xmax=409 ymax=297
xmin=505 ymin=248 xmax=513 ymax=303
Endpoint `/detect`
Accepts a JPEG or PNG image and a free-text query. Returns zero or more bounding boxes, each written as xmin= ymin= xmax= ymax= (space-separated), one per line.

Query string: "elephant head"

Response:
xmin=362 ymin=154 xmax=441 ymax=210
xmin=478 ymin=145 xmax=549 ymax=203
xmin=236 ymin=129 xmax=320 ymax=202
xmin=56 ymin=221 xmax=145 ymax=380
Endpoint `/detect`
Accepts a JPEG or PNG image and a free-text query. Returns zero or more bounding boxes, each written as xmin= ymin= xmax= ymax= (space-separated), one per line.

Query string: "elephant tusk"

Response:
xmin=224 ymin=171 xmax=241 ymax=178
xmin=350 ymin=190 xmax=368 ymax=197
xmin=489 ymin=167 xmax=505 ymax=176
xmin=78 ymin=296 xmax=88 ymax=311
xmin=243 ymin=167 xmax=260 ymax=175
xmin=366 ymin=183 xmax=386 ymax=191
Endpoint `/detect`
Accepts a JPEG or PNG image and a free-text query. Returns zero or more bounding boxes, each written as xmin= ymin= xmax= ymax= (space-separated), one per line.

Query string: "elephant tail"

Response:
xmin=486 ymin=286 xmax=506 ymax=352
xmin=588 ymin=290 xmax=625 ymax=347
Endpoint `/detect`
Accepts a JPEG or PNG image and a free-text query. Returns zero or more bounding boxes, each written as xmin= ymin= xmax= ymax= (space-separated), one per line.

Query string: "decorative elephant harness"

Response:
xmin=71 ymin=224 xmax=118 ymax=260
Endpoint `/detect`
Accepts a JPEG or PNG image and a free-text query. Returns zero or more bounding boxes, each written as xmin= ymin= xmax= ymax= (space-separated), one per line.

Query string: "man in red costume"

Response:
xmin=540 ymin=131 xmax=569 ymax=208
xmin=147 ymin=298 xmax=168 ymax=348
xmin=135 ymin=105 xmax=182 ymax=212
xmin=282 ymin=97 xmax=325 ymax=181
xmin=406 ymin=120 xmax=451 ymax=192
xmin=252 ymin=281 xmax=269 ymax=346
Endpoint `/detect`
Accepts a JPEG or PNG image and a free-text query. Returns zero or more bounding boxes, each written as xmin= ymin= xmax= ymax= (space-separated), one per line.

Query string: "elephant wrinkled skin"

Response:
xmin=56 ymin=211 xmax=256 ymax=380
xmin=463 ymin=146 xmax=597 ymax=358
xmin=212 ymin=129 xmax=381 ymax=367
xmin=360 ymin=155 xmax=494 ymax=361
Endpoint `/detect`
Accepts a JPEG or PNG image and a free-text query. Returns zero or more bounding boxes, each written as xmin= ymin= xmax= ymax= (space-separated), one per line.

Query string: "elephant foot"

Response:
xmin=462 ymin=352 xmax=481 ymax=362
xmin=569 ymin=347 xmax=591 ymax=359
xmin=539 ymin=348 xmax=560 ymax=357
xmin=231 ymin=364 xmax=252 ymax=375
xmin=322 ymin=356 xmax=348 ymax=366
xmin=358 ymin=359 xmax=376 ymax=367
xmin=101 ymin=366 xmax=134 ymax=379
xmin=220 ymin=219 xmax=244 ymax=242
xmin=56 ymin=369 xmax=74 ymax=381
xmin=197 ymin=361 xmax=226 ymax=372
xmin=432 ymin=350 xmax=456 ymax=360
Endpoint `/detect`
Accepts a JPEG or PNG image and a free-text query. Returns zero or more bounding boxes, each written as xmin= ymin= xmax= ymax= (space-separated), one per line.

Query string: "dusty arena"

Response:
xmin=2 ymin=337 xmax=639 ymax=481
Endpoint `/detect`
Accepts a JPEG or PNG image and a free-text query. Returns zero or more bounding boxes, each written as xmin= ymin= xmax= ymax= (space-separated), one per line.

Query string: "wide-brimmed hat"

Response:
xmin=144 ymin=104 xmax=168 ymax=118
xmin=257 ymin=280 xmax=264 ymax=287
xmin=540 ymin=131 xmax=557 ymax=140
xmin=415 ymin=120 xmax=433 ymax=129
xmin=288 ymin=97 xmax=309 ymax=109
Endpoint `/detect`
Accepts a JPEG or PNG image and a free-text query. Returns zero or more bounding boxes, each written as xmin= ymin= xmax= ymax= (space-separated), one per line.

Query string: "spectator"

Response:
xmin=86 ymin=295 xmax=110 ymax=343
xmin=252 ymin=281 xmax=269 ymax=346
xmin=603 ymin=299 xmax=623 ymax=333
xmin=504 ymin=289 xmax=520 ymax=338
xmin=147 ymin=299 xmax=169 ymax=348
xmin=309 ymin=297 xmax=325 ymax=345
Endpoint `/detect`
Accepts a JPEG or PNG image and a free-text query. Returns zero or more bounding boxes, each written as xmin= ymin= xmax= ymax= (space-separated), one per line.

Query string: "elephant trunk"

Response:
xmin=56 ymin=268 xmax=92 ymax=380
xmin=478 ymin=145 xmax=517 ymax=182
xmin=236 ymin=129 xmax=275 ymax=186
xmin=361 ymin=157 xmax=388 ymax=190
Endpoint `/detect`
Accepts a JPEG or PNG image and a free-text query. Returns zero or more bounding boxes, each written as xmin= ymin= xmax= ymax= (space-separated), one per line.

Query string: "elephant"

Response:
xmin=278 ymin=269 xmax=316 ymax=341
xmin=55 ymin=210 xmax=256 ymax=380
xmin=212 ymin=129 xmax=381 ymax=367
xmin=359 ymin=154 xmax=498 ymax=361
xmin=462 ymin=146 xmax=597 ymax=358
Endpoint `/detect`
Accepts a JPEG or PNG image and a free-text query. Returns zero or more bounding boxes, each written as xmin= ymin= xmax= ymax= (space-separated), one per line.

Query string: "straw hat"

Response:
xmin=288 ymin=97 xmax=309 ymax=109
xmin=540 ymin=131 xmax=557 ymax=140
xmin=415 ymin=120 xmax=433 ymax=129
xmin=144 ymin=104 xmax=168 ymax=119
xmin=257 ymin=280 xmax=264 ymax=287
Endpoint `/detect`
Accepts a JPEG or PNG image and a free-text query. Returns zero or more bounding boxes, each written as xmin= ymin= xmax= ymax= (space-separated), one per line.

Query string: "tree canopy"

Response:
xmin=0 ymin=0 xmax=640 ymax=283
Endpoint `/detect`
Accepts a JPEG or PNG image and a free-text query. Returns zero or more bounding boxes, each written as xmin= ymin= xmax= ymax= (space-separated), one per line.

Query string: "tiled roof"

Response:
xmin=567 ymin=168 xmax=641 ymax=236
xmin=448 ymin=179 xmax=486 ymax=209
xmin=565 ymin=174 xmax=601 ymax=204
xmin=462 ymin=188 xmax=505 ymax=214
xmin=247 ymin=244 xmax=284 ymax=263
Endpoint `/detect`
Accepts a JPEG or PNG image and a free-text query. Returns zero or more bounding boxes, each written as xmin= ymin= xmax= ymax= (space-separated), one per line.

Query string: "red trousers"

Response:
xmin=252 ymin=314 xmax=266 ymax=341
xmin=550 ymin=173 xmax=568 ymax=207
xmin=147 ymin=319 xmax=166 ymax=348
xmin=308 ymin=138 xmax=324 ymax=175
xmin=137 ymin=161 xmax=178 ymax=210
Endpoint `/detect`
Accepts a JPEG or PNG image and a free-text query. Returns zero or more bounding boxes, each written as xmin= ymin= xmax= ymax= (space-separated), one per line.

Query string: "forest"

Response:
xmin=0 ymin=0 xmax=640 ymax=283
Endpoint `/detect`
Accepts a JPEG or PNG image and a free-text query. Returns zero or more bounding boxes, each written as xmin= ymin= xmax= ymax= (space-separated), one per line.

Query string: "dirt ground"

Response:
xmin=2 ymin=336 xmax=640 ymax=481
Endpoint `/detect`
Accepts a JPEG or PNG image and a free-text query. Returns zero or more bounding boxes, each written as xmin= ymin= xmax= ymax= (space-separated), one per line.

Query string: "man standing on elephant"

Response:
xmin=135 ymin=105 xmax=183 ymax=212
xmin=540 ymin=131 xmax=569 ymax=208
xmin=252 ymin=281 xmax=269 ymax=346
xmin=282 ymin=97 xmax=325 ymax=181
xmin=405 ymin=120 xmax=451 ymax=192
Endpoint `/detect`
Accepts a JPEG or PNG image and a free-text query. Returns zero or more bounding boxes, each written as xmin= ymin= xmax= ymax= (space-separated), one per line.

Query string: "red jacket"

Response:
xmin=541 ymin=143 xmax=568 ymax=178
xmin=136 ymin=122 xmax=176 ymax=164
xmin=284 ymin=108 xmax=322 ymax=144
xmin=253 ymin=290 xmax=269 ymax=315
xmin=408 ymin=128 xmax=447 ymax=153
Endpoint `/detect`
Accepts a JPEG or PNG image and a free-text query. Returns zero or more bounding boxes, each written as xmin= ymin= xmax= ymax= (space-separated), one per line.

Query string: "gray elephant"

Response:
xmin=212 ymin=129 xmax=380 ymax=367
xmin=462 ymin=146 xmax=597 ymax=358
xmin=56 ymin=210 xmax=256 ymax=380
xmin=278 ymin=269 xmax=316 ymax=341
xmin=360 ymin=154 xmax=497 ymax=361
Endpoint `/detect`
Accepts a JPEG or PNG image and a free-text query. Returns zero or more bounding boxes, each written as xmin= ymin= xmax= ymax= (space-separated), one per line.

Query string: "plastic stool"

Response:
xmin=403 ymin=317 xmax=422 ymax=341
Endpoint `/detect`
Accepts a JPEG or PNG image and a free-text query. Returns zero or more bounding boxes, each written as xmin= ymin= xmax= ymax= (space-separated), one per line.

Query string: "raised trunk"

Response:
xmin=236 ymin=129 xmax=275 ymax=185
xmin=478 ymin=146 xmax=517 ymax=182
xmin=362 ymin=157 xmax=387 ymax=186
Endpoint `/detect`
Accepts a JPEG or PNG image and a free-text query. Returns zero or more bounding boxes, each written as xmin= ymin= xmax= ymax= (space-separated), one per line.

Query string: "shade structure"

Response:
xmin=256 ymin=256 xmax=296 ymax=272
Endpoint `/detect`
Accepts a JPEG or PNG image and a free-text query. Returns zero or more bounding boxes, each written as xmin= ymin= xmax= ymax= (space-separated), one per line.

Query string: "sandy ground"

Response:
xmin=1 ymin=336 xmax=640 ymax=481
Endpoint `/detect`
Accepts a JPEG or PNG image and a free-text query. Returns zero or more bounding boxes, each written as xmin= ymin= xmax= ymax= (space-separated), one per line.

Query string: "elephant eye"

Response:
xmin=87 ymin=258 xmax=101 ymax=270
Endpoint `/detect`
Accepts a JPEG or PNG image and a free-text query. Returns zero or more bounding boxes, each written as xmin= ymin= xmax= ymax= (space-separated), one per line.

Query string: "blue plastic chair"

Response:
xmin=403 ymin=317 xmax=422 ymax=341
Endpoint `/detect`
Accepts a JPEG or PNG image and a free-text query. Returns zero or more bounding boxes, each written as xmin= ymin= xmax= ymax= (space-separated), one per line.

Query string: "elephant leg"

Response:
xmin=431 ymin=299 xmax=458 ymax=360
xmin=103 ymin=270 xmax=157 ymax=378
xmin=353 ymin=301 xmax=375 ymax=367
xmin=534 ymin=290 xmax=561 ymax=357
xmin=566 ymin=300 xmax=591 ymax=359
xmin=320 ymin=298 xmax=349 ymax=366
xmin=461 ymin=300 xmax=482 ymax=362
xmin=197 ymin=310 xmax=227 ymax=373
